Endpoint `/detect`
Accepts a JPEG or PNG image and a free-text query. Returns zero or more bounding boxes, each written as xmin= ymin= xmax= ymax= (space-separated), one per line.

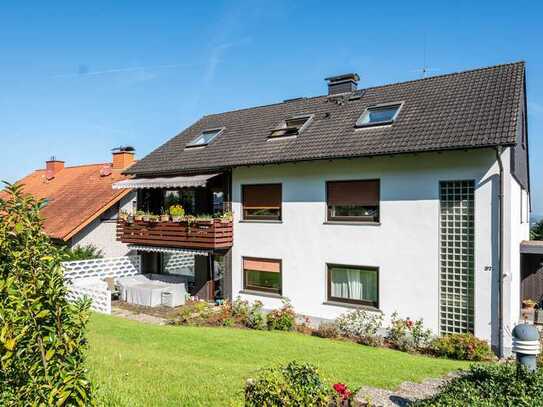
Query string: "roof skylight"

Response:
xmin=356 ymin=103 xmax=402 ymax=127
xmin=186 ymin=128 xmax=223 ymax=148
xmin=269 ymin=115 xmax=313 ymax=138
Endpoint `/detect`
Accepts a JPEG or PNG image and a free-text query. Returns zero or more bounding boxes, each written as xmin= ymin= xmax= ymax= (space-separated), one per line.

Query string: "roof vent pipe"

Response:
xmin=325 ymin=73 xmax=360 ymax=95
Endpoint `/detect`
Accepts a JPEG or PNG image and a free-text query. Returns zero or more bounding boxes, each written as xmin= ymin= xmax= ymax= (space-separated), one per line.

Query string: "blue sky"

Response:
xmin=1 ymin=1 xmax=542 ymax=215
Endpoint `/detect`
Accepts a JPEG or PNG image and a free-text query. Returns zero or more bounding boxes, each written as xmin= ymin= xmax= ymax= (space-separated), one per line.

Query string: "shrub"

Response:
xmin=315 ymin=322 xmax=340 ymax=339
xmin=232 ymin=297 xmax=251 ymax=324
xmin=336 ymin=309 xmax=383 ymax=338
xmin=0 ymin=183 xmax=94 ymax=405
xmin=246 ymin=300 xmax=267 ymax=330
xmin=415 ymin=363 xmax=543 ymax=406
xmin=357 ymin=334 xmax=385 ymax=348
xmin=267 ymin=299 xmax=296 ymax=331
xmin=173 ymin=299 xmax=215 ymax=325
xmin=245 ymin=361 xmax=333 ymax=406
xmin=386 ymin=312 xmax=432 ymax=351
xmin=61 ymin=244 xmax=104 ymax=261
xmin=430 ymin=333 xmax=493 ymax=361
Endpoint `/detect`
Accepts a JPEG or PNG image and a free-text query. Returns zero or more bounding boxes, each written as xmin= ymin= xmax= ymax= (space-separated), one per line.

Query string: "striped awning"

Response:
xmin=113 ymin=173 xmax=220 ymax=190
xmin=129 ymin=245 xmax=210 ymax=257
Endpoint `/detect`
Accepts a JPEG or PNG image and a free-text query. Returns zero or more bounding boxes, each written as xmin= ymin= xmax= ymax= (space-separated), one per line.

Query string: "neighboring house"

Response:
xmin=114 ymin=62 xmax=530 ymax=356
xmin=7 ymin=148 xmax=137 ymax=257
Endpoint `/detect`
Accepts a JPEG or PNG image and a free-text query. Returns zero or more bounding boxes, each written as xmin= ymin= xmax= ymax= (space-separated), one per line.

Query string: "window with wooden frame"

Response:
xmin=327 ymin=264 xmax=379 ymax=307
xmin=326 ymin=180 xmax=380 ymax=223
xmin=243 ymin=257 xmax=282 ymax=295
xmin=242 ymin=184 xmax=282 ymax=221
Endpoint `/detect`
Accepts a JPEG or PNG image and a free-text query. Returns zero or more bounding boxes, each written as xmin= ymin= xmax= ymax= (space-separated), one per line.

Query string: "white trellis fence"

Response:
xmin=62 ymin=255 xmax=141 ymax=314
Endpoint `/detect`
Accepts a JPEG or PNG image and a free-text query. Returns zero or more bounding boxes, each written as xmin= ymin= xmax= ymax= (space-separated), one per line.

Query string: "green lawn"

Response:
xmin=88 ymin=313 xmax=469 ymax=406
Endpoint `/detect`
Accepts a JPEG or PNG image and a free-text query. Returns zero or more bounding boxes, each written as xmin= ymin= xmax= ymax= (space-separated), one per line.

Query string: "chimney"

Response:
xmin=45 ymin=156 xmax=65 ymax=180
xmin=325 ymin=73 xmax=360 ymax=95
xmin=112 ymin=146 xmax=135 ymax=170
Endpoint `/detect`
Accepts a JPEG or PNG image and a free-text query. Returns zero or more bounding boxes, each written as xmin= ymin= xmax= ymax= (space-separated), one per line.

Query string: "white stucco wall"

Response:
xmin=70 ymin=191 xmax=137 ymax=258
xmin=231 ymin=149 xmax=507 ymax=343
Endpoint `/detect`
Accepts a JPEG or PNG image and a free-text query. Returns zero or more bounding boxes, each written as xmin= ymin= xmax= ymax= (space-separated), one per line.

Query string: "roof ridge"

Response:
xmin=35 ymin=162 xmax=112 ymax=172
xmin=203 ymin=61 xmax=525 ymax=118
xmin=361 ymin=60 xmax=525 ymax=92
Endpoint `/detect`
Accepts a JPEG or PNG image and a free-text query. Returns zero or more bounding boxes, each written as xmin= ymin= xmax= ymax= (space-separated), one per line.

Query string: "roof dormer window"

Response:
xmin=186 ymin=128 xmax=224 ymax=148
xmin=356 ymin=103 xmax=402 ymax=128
xmin=269 ymin=115 xmax=313 ymax=139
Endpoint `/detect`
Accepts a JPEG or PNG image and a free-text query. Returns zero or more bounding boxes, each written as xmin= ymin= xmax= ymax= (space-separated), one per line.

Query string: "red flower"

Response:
xmin=333 ymin=383 xmax=352 ymax=400
xmin=333 ymin=383 xmax=347 ymax=394
xmin=405 ymin=318 xmax=414 ymax=329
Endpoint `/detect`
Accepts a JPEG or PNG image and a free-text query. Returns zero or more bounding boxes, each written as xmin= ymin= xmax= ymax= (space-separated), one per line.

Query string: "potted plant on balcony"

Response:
xmin=142 ymin=212 xmax=152 ymax=222
xmin=134 ymin=210 xmax=145 ymax=221
xmin=119 ymin=210 xmax=129 ymax=221
xmin=149 ymin=214 xmax=160 ymax=223
xmin=220 ymin=211 xmax=233 ymax=223
xmin=160 ymin=209 xmax=170 ymax=222
xmin=169 ymin=205 xmax=185 ymax=222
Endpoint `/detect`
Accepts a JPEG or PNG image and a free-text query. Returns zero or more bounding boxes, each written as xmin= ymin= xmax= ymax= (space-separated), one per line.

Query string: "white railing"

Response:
xmin=62 ymin=256 xmax=141 ymax=314
xmin=63 ymin=255 xmax=141 ymax=280
xmin=67 ymin=284 xmax=112 ymax=314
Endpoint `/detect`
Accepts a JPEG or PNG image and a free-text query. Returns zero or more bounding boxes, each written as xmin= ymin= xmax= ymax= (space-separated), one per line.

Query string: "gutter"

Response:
xmin=495 ymin=146 xmax=504 ymax=357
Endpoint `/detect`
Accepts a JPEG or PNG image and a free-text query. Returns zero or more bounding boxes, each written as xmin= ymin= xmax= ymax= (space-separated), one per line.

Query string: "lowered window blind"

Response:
xmin=243 ymin=258 xmax=281 ymax=273
xmin=327 ymin=180 xmax=379 ymax=206
xmin=242 ymin=184 xmax=282 ymax=209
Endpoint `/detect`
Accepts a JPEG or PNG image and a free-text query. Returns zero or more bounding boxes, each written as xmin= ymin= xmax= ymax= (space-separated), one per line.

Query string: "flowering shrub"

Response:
xmin=315 ymin=322 xmax=340 ymax=339
xmin=174 ymin=299 xmax=215 ymax=326
xmin=245 ymin=361 xmax=335 ymax=406
xmin=430 ymin=333 xmax=493 ymax=361
xmin=246 ymin=300 xmax=267 ymax=330
xmin=332 ymin=383 xmax=355 ymax=404
xmin=267 ymin=299 xmax=296 ymax=331
xmin=386 ymin=312 xmax=432 ymax=351
xmin=336 ymin=309 xmax=383 ymax=339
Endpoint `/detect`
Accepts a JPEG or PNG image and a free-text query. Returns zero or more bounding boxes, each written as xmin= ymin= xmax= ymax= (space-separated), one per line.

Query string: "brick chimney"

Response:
xmin=112 ymin=146 xmax=135 ymax=170
xmin=45 ymin=157 xmax=65 ymax=180
xmin=325 ymin=73 xmax=360 ymax=95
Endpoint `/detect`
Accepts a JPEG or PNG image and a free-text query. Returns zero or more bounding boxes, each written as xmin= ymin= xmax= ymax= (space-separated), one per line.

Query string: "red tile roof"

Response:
xmin=5 ymin=163 xmax=133 ymax=241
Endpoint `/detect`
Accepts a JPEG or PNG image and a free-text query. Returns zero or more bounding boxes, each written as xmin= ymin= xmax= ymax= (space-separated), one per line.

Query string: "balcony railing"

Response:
xmin=117 ymin=218 xmax=233 ymax=250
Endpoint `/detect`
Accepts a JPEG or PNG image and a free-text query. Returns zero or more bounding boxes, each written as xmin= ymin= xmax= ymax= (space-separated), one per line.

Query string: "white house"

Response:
xmin=114 ymin=62 xmax=530 ymax=356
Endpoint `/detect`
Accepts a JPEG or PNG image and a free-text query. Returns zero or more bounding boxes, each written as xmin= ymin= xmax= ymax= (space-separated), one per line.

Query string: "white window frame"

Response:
xmin=356 ymin=102 xmax=403 ymax=128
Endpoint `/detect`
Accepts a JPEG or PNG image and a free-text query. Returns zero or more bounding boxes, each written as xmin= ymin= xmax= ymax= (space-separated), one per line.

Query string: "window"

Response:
xmin=242 ymin=184 xmax=282 ymax=221
xmin=163 ymin=189 xmax=196 ymax=214
xmin=243 ymin=257 xmax=282 ymax=294
xmin=186 ymin=128 xmax=223 ymax=147
xmin=269 ymin=115 xmax=312 ymax=138
xmin=356 ymin=103 xmax=401 ymax=127
xmin=327 ymin=264 xmax=378 ymax=307
xmin=326 ymin=180 xmax=380 ymax=223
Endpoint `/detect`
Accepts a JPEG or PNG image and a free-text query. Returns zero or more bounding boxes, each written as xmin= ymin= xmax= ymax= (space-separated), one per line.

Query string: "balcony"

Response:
xmin=117 ymin=218 xmax=233 ymax=250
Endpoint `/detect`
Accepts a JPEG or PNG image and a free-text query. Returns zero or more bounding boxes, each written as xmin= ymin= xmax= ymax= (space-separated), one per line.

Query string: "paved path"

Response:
xmin=354 ymin=372 xmax=460 ymax=406
xmin=111 ymin=306 xmax=167 ymax=325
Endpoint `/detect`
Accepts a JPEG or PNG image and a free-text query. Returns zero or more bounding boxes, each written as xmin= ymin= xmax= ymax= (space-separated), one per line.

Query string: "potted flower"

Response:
xmin=522 ymin=299 xmax=537 ymax=309
xmin=160 ymin=210 xmax=170 ymax=222
xmin=119 ymin=210 xmax=129 ymax=221
xmin=134 ymin=210 xmax=145 ymax=221
xmin=220 ymin=211 xmax=233 ymax=222
xmin=142 ymin=212 xmax=151 ymax=222
xmin=149 ymin=214 xmax=160 ymax=223
xmin=169 ymin=205 xmax=185 ymax=222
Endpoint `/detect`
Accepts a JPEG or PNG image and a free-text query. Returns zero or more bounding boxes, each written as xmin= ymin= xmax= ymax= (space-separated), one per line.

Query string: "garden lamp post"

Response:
xmin=512 ymin=323 xmax=541 ymax=372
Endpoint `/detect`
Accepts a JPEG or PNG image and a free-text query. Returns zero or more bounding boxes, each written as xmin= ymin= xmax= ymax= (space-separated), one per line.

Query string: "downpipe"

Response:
xmin=495 ymin=146 xmax=504 ymax=357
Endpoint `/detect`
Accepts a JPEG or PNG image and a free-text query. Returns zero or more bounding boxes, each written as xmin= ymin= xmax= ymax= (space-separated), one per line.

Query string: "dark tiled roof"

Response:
xmin=127 ymin=62 xmax=525 ymax=176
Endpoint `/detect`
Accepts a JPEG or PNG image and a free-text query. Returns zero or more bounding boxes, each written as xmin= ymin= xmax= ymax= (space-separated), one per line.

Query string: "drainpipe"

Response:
xmin=495 ymin=146 xmax=504 ymax=357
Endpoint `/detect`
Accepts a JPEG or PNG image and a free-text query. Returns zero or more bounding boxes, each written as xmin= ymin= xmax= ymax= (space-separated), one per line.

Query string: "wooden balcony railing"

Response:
xmin=117 ymin=218 xmax=233 ymax=250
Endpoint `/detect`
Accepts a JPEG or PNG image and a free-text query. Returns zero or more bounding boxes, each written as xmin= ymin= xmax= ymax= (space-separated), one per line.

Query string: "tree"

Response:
xmin=531 ymin=220 xmax=543 ymax=241
xmin=0 ymin=183 xmax=94 ymax=405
